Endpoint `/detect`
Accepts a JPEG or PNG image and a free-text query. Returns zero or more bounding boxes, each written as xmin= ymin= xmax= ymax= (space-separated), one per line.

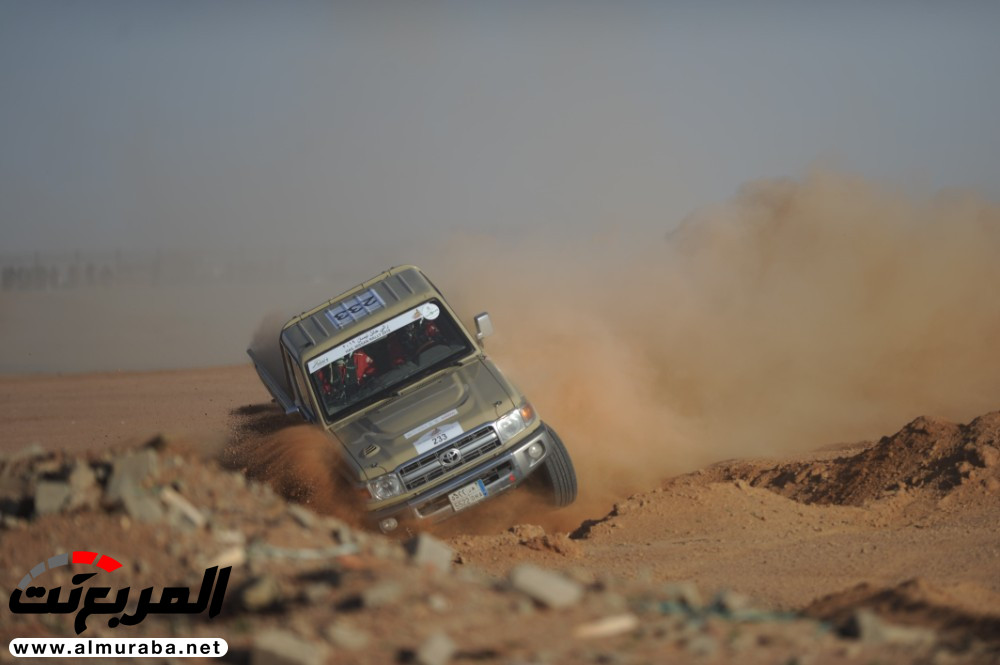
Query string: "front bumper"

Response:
xmin=370 ymin=423 xmax=554 ymax=531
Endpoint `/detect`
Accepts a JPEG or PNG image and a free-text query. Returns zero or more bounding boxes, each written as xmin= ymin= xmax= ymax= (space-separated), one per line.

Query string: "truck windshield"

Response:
xmin=306 ymin=300 xmax=472 ymax=421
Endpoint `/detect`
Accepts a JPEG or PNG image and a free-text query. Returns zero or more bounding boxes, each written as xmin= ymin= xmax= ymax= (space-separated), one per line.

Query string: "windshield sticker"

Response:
xmin=420 ymin=303 xmax=440 ymax=320
xmin=325 ymin=289 xmax=386 ymax=330
xmin=413 ymin=422 xmax=464 ymax=455
xmin=404 ymin=408 xmax=459 ymax=440
xmin=307 ymin=303 xmax=431 ymax=374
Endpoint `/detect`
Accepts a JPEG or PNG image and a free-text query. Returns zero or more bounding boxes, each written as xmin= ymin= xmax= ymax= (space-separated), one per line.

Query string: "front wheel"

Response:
xmin=536 ymin=427 xmax=577 ymax=507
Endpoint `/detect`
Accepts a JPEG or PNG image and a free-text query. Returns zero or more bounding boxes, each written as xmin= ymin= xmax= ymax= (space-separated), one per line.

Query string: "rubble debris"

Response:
xmin=160 ymin=486 xmax=206 ymax=529
xmin=204 ymin=545 xmax=246 ymax=569
xmin=120 ymin=485 xmax=164 ymax=522
xmin=405 ymin=532 xmax=454 ymax=574
xmin=510 ymin=564 xmax=584 ymax=609
xmin=324 ymin=620 xmax=370 ymax=651
xmin=247 ymin=542 xmax=359 ymax=561
xmin=416 ymin=631 xmax=457 ymax=665
xmin=288 ymin=504 xmax=317 ymax=529
xmin=104 ymin=449 xmax=159 ymax=504
xmin=241 ymin=574 xmax=282 ymax=611
xmin=33 ymin=479 xmax=71 ymax=516
xmin=573 ymin=613 xmax=640 ymax=639
xmin=713 ymin=590 xmax=753 ymax=615
xmin=251 ymin=628 xmax=327 ymax=665
xmin=685 ymin=633 xmax=720 ymax=658
xmin=361 ymin=580 xmax=404 ymax=609
xmin=3 ymin=421 xmax=994 ymax=665
xmin=662 ymin=581 xmax=703 ymax=611
xmin=66 ymin=460 xmax=99 ymax=510
xmin=844 ymin=609 xmax=938 ymax=647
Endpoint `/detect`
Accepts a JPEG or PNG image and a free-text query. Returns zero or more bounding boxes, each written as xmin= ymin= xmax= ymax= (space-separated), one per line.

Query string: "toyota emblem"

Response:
xmin=438 ymin=447 xmax=463 ymax=468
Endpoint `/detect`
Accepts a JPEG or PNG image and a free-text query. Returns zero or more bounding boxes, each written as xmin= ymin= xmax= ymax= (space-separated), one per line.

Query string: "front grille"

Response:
xmin=480 ymin=460 xmax=514 ymax=486
xmin=416 ymin=460 xmax=515 ymax=517
xmin=398 ymin=425 xmax=501 ymax=491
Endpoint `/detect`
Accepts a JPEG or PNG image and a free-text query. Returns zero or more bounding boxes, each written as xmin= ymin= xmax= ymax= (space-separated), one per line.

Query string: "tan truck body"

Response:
xmin=249 ymin=265 xmax=576 ymax=531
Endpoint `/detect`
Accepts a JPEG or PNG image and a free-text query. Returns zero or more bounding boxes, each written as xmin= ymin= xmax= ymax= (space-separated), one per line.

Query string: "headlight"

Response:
xmin=495 ymin=402 xmax=538 ymax=443
xmin=367 ymin=473 xmax=404 ymax=501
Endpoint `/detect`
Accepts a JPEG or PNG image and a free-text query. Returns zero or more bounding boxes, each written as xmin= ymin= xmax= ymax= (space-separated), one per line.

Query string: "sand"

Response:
xmin=2 ymin=363 xmax=998 ymax=664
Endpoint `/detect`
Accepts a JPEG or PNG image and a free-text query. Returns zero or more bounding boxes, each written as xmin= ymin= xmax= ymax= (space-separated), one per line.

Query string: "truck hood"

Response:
xmin=330 ymin=358 xmax=516 ymax=480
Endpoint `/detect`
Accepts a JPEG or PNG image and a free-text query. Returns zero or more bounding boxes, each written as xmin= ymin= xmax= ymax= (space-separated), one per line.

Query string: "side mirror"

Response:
xmin=474 ymin=312 xmax=494 ymax=343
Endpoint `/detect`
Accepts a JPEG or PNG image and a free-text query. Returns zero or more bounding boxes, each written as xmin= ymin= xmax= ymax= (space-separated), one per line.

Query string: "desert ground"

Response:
xmin=1 ymin=364 xmax=999 ymax=664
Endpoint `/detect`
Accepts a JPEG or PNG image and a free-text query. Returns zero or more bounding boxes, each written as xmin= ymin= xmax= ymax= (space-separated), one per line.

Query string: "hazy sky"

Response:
xmin=2 ymin=1 xmax=998 ymax=254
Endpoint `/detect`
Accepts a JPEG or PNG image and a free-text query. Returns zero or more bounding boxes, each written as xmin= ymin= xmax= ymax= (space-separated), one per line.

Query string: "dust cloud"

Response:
xmin=223 ymin=423 xmax=366 ymax=526
xmin=5 ymin=168 xmax=1000 ymax=523
xmin=433 ymin=170 xmax=1000 ymax=513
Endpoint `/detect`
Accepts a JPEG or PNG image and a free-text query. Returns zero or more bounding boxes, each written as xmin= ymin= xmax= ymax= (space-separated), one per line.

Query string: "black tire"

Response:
xmin=538 ymin=426 xmax=577 ymax=507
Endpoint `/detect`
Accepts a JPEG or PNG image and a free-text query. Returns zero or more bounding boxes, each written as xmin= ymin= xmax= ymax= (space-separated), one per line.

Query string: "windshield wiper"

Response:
xmin=361 ymin=394 xmax=397 ymax=413
xmin=356 ymin=385 xmax=403 ymax=411
xmin=333 ymin=354 xmax=475 ymax=419
xmin=330 ymin=388 xmax=399 ymax=420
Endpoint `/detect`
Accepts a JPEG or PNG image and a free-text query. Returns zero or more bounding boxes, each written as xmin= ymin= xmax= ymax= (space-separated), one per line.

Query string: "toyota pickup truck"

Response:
xmin=248 ymin=265 xmax=577 ymax=533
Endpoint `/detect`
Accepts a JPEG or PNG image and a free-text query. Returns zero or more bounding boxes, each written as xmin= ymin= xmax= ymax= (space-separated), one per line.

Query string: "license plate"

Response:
xmin=448 ymin=480 xmax=488 ymax=512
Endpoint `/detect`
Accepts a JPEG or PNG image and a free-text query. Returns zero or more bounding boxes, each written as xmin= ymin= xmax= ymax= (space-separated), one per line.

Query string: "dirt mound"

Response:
xmin=4 ymin=388 xmax=999 ymax=664
xmin=805 ymin=578 xmax=1000 ymax=650
xmin=718 ymin=412 xmax=1000 ymax=506
xmin=7 ymin=435 xmax=967 ymax=665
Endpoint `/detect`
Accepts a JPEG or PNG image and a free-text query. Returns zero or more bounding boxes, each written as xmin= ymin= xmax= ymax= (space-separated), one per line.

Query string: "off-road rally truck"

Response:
xmin=248 ymin=265 xmax=577 ymax=533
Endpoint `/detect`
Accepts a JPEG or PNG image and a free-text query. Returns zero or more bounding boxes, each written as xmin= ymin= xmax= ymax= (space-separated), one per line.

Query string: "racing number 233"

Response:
xmin=332 ymin=296 xmax=382 ymax=323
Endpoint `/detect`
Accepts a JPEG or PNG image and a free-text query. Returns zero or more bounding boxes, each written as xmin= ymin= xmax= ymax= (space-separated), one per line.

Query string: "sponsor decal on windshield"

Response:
xmin=307 ymin=302 xmax=441 ymax=375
